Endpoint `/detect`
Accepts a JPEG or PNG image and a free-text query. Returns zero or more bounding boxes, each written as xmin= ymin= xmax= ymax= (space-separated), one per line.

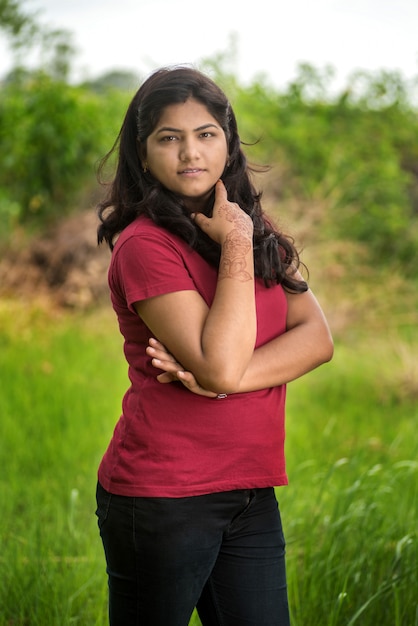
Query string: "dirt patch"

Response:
xmin=0 ymin=211 xmax=111 ymax=309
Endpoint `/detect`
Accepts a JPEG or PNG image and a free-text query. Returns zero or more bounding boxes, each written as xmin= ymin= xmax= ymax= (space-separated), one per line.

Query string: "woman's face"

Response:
xmin=144 ymin=98 xmax=228 ymax=212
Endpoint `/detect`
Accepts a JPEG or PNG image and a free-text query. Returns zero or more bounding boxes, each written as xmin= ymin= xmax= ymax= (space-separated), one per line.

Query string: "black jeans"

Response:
xmin=96 ymin=482 xmax=290 ymax=626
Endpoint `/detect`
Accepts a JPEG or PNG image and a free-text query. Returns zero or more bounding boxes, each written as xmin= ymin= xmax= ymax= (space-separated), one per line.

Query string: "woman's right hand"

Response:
xmin=192 ymin=179 xmax=253 ymax=245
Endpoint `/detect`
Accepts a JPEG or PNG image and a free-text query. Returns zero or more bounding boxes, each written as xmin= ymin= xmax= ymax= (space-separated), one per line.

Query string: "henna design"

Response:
xmin=218 ymin=203 xmax=253 ymax=239
xmin=219 ymin=229 xmax=252 ymax=282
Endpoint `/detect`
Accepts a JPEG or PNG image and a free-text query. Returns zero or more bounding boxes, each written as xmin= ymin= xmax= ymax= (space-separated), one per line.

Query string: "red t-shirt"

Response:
xmin=98 ymin=215 xmax=289 ymax=497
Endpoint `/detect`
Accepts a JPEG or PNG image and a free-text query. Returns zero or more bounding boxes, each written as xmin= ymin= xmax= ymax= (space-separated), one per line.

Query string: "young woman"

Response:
xmin=96 ymin=65 xmax=333 ymax=626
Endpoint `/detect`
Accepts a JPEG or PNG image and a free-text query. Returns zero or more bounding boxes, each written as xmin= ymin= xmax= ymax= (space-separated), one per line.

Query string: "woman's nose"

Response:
xmin=179 ymin=137 xmax=200 ymax=162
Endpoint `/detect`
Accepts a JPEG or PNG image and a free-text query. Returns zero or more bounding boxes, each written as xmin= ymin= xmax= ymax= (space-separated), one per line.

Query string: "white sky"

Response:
xmin=1 ymin=0 xmax=418 ymax=90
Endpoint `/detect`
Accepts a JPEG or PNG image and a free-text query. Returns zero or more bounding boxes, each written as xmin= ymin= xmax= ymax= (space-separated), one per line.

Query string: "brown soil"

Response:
xmin=0 ymin=210 xmax=111 ymax=310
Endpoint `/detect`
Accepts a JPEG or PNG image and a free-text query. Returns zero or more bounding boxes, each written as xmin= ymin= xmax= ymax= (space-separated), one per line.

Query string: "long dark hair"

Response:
xmin=97 ymin=65 xmax=307 ymax=292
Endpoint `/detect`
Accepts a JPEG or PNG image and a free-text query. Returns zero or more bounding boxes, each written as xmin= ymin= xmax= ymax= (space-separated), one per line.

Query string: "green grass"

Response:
xmin=282 ymin=344 xmax=418 ymax=626
xmin=0 ymin=299 xmax=416 ymax=625
xmin=0 ymin=302 xmax=124 ymax=625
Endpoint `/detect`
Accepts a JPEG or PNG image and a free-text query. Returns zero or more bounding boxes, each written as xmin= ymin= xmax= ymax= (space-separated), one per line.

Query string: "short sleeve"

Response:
xmin=110 ymin=228 xmax=197 ymax=313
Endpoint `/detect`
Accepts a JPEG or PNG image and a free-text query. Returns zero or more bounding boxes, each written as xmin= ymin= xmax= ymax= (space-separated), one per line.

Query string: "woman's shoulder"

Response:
xmin=119 ymin=214 xmax=158 ymax=238
xmin=114 ymin=215 xmax=177 ymax=250
xmin=112 ymin=215 xmax=194 ymax=268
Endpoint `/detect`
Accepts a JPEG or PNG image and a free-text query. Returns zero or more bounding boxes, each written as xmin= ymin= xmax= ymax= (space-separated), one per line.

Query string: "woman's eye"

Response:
xmin=161 ymin=135 xmax=178 ymax=142
xmin=200 ymin=132 xmax=213 ymax=138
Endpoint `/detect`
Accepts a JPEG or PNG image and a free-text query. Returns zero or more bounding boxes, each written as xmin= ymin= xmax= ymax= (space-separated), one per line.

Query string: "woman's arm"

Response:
xmin=134 ymin=180 xmax=257 ymax=394
xmin=236 ymin=287 xmax=333 ymax=392
xmin=147 ymin=285 xmax=333 ymax=394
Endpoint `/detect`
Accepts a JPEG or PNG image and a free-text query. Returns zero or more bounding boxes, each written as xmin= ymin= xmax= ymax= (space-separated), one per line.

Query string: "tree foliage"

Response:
xmin=0 ymin=0 xmax=76 ymax=81
xmin=232 ymin=64 xmax=418 ymax=266
xmin=0 ymin=0 xmax=35 ymax=39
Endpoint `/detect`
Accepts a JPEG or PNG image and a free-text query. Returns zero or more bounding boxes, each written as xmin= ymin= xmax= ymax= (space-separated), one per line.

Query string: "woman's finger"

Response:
xmin=149 ymin=337 xmax=170 ymax=353
xmin=177 ymin=371 xmax=218 ymax=398
xmin=147 ymin=345 xmax=178 ymax=365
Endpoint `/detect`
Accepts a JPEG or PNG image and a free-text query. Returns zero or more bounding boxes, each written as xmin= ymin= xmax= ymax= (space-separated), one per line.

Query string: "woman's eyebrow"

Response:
xmin=155 ymin=123 xmax=220 ymax=134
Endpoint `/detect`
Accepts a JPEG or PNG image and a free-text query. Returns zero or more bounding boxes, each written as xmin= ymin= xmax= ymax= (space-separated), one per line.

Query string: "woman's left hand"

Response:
xmin=146 ymin=338 xmax=218 ymax=398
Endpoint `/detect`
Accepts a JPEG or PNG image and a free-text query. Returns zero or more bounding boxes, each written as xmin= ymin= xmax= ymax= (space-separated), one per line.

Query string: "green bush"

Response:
xmin=0 ymin=72 xmax=129 ymax=230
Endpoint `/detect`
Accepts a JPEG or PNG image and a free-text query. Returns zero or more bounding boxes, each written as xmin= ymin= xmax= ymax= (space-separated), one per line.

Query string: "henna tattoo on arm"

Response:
xmin=219 ymin=230 xmax=253 ymax=281
xmin=217 ymin=203 xmax=254 ymax=282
